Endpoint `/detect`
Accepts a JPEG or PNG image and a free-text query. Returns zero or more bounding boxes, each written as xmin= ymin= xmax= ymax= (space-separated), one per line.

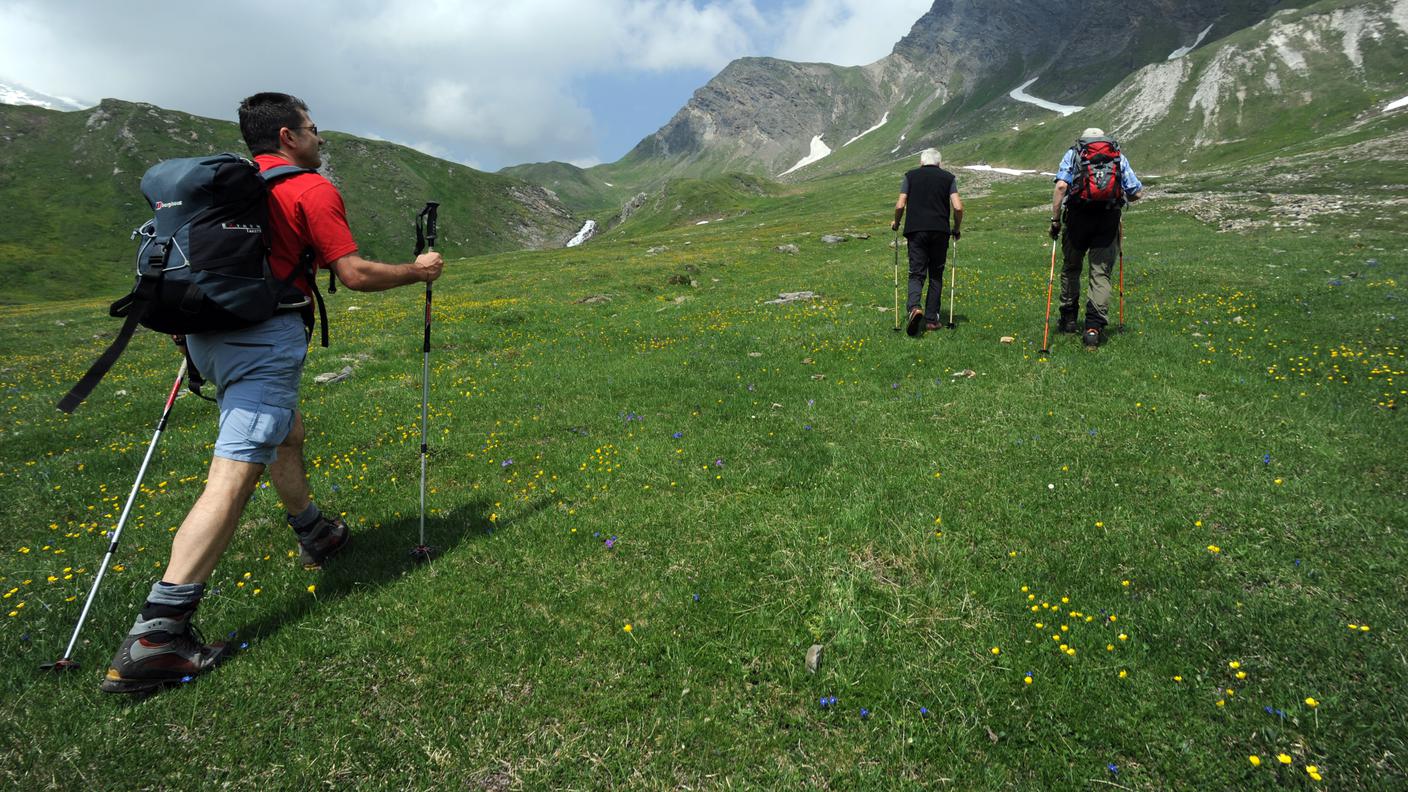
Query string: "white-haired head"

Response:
xmin=919 ymin=148 xmax=942 ymax=166
xmin=1081 ymin=127 xmax=1105 ymax=138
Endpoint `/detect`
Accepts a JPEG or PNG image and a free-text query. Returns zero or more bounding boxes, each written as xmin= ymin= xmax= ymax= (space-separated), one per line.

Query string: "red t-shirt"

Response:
xmin=255 ymin=154 xmax=359 ymax=297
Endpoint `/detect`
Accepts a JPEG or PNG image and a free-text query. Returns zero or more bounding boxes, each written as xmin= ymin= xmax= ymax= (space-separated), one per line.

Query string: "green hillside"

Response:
xmin=0 ymin=100 xmax=579 ymax=305
xmin=497 ymin=160 xmax=631 ymax=217
xmin=1 ymin=145 xmax=1404 ymax=788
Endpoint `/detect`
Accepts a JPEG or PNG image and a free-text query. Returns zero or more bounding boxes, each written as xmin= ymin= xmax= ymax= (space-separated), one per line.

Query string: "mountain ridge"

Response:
xmin=0 ymin=99 xmax=580 ymax=304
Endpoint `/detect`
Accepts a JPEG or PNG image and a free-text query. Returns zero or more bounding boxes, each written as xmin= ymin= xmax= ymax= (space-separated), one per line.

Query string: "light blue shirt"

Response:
xmin=1054 ymin=148 xmax=1143 ymax=195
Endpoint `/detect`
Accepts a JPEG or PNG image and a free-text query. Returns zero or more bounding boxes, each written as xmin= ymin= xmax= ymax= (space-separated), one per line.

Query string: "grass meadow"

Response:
xmin=0 ymin=168 xmax=1404 ymax=789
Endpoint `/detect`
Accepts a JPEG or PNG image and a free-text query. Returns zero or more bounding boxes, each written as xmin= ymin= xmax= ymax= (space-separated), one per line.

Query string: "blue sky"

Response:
xmin=0 ymin=0 xmax=933 ymax=171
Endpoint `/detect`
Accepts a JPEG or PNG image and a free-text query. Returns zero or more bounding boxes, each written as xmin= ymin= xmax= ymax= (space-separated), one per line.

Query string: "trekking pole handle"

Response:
xmin=416 ymin=202 xmax=440 ymax=254
xmin=414 ymin=202 xmax=440 ymax=255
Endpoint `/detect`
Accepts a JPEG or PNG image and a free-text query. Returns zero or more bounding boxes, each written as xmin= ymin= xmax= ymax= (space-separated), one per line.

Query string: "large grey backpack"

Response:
xmin=58 ymin=153 xmax=328 ymax=413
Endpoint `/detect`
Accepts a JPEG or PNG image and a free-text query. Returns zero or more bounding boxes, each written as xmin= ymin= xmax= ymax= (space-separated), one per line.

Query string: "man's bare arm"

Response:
xmin=330 ymin=252 xmax=444 ymax=292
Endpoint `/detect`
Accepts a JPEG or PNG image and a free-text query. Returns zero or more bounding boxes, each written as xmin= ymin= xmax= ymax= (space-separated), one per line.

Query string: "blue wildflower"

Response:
xmin=1262 ymin=453 xmax=1271 ymax=465
xmin=714 ymin=458 xmax=724 ymax=467
xmin=501 ymin=459 xmax=514 ymax=468
xmin=672 ymin=432 xmax=683 ymax=439
xmin=919 ymin=706 xmax=929 ymax=717
xmin=1107 ymin=763 xmax=1119 ymax=776
xmin=180 ymin=675 xmax=194 ymax=683
xmin=860 ymin=708 xmax=871 ymax=719
xmin=692 ymin=593 xmax=700 ymax=602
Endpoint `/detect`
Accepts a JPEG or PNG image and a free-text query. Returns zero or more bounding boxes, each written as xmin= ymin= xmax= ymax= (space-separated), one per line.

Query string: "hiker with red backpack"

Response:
xmin=96 ymin=93 xmax=445 ymax=694
xmin=1049 ymin=127 xmax=1143 ymax=348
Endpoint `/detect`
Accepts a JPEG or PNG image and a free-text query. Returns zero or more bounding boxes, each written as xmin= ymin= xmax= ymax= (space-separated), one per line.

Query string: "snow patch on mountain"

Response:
xmin=779 ymin=135 xmax=832 ymax=176
xmin=1168 ymin=24 xmax=1215 ymax=59
xmin=1008 ymin=78 xmax=1084 ymax=116
xmin=1387 ymin=95 xmax=1408 ymax=112
xmin=963 ymin=165 xmax=1037 ymax=176
xmin=844 ymin=112 xmax=889 ymax=147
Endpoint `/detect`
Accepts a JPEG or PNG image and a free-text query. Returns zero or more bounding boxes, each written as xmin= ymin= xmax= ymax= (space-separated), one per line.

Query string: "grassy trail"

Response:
xmin=0 ymin=172 xmax=1403 ymax=789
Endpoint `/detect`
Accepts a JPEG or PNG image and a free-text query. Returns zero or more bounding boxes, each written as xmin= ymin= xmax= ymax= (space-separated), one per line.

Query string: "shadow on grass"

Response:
xmin=231 ymin=499 xmax=500 ymax=643
xmin=90 ymin=498 xmax=564 ymax=703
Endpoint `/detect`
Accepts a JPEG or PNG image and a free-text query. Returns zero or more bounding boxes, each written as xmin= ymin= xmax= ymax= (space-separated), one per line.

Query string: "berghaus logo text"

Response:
xmin=154 ymin=200 xmax=184 ymax=210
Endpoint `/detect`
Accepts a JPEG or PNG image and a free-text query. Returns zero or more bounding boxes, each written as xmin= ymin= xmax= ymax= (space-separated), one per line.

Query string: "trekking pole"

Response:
xmin=43 ymin=359 xmax=187 ymax=672
xmin=947 ymin=235 xmax=957 ymax=329
xmin=1118 ymin=217 xmax=1125 ymax=331
xmin=892 ymin=230 xmax=901 ymax=332
xmin=1039 ymin=239 xmax=1057 ymax=357
xmin=409 ymin=201 xmax=440 ymax=564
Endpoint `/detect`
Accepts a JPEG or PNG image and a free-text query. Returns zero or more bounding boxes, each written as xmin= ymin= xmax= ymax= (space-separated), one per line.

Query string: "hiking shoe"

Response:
xmin=1058 ymin=318 xmax=1079 ymax=334
xmin=906 ymin=308 xmax=925 ymax=337
xmin=926 ymin=321 xmax=942 ymax=331
xmin=100 ymin=614 xmax=230 ymax=695
xmin=1082 ymin=327 xmax=1102 ymax=348
xmin=295 ymin=513 xmax=350 ymax=570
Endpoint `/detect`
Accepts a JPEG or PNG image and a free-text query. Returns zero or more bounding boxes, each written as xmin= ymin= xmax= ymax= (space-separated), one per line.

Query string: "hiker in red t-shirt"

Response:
xmin=101 ymin=93 xmax=444 ymax=694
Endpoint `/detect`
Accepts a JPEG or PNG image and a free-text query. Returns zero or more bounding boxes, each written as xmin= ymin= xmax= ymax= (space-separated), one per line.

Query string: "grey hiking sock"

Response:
xmin=133 ymin=581 xmax=205 ymax=634
xmin=288 ymin=502 xmax=322 ymax=534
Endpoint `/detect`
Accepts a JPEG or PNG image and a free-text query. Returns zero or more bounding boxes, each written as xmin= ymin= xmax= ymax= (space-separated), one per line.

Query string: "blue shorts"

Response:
xmin=185 ymin=313 xmax=308 ymax=465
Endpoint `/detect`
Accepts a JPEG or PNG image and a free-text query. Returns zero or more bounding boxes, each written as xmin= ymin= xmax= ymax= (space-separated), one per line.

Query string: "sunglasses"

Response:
xmin=291 ymin=125 xmax=319 ymax=137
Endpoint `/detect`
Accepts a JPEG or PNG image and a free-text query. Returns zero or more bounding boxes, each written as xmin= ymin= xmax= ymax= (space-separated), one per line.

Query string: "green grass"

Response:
xmin=0 ymin=165 xmax=1404 ymax=788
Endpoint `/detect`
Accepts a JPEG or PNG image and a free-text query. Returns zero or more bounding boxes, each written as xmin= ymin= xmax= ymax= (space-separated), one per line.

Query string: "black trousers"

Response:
xmin=1060 ymin=206 xmax=1121 ymax=328
xmin=905 ymin=230 xmax=949 ymax=321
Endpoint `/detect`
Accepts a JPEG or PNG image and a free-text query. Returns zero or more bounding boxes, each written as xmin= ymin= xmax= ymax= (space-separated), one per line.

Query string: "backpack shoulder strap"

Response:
xmin=260 ymin=164 xmax=315 ymax=183
xmin=57 ymin=289 xmax=151 ymax=413
xmin=259 ymin=165 xmax=331 ymax=346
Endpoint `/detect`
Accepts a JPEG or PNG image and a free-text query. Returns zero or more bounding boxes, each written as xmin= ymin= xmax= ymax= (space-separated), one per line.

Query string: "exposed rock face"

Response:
xmin=624 ymin=0 xmax=1291 ymax=178
xmin=626 ymin=57 xmax=895 ymax=176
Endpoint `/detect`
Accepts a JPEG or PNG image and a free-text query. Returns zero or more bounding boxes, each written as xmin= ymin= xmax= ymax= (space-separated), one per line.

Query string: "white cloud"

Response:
xmin=0 ymin=0 xmax=933 ymax=170
xmin=773 ymin=0 xmax=935 ymax=65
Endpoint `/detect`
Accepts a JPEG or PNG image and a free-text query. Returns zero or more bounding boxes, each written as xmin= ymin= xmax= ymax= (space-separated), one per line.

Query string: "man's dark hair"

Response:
xmin=238 ymin=92 xmax=310 ymax=156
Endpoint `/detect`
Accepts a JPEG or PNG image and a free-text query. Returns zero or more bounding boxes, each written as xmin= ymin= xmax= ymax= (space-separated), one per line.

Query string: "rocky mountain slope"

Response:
xmin=955 ymin=0 xmax=1408 ymax=179
xmin=613 ymin=0 xmax=1314 ymax=182
xmin=0 ymin=100 xmax=578 ymax=303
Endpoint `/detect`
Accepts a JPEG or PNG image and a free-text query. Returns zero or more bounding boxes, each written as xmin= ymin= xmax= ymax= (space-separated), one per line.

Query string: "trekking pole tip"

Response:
xmin=40 ymin=657 xmax=81 ymax=672
xmin=409 ymin=544 xmax=438 ymax=563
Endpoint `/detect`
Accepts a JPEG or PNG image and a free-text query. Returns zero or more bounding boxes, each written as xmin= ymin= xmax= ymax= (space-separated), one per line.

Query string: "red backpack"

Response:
xmin=1067 ymin=136 xmax=1123 ymax=206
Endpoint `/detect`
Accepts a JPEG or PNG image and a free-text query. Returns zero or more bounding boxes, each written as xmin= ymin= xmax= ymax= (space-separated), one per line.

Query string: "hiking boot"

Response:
xmin=295 ymin=513 xmax=350 ymax=570
xmin=1082 ymin=327 xmax=1102 ymax=348
xmin=1058 ymin=318 xmax=1079 ymax=334
xmin=926 ymin=321 xmax=942 ymax=331
xmin=906 ymin=308 xmax=925 ymax=337
xmin=100 ymin=613 xmax=230 ymax=695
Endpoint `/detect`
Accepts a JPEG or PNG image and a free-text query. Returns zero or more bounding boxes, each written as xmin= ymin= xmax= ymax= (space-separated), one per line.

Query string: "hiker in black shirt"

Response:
xmin=893 ymin=148 xmax=963 ymax=335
